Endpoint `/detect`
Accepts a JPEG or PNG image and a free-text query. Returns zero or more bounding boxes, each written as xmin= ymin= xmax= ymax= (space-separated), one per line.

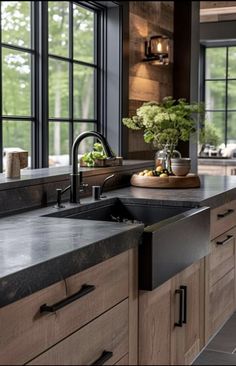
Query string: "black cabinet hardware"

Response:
xmin=180 ymin=285 xmax=187 ymax=324
xmin=217 ymin=209 xmax=234 ymax=219
xmin=91 ymin=351 xmax=113 ymax=365
xmin=40 ymin=284 xmax=95 ymax=313
xmin=175 ymin=288 xmax=184 ymax=327
xmin=216 ymin=235 xmax=233 ymax=246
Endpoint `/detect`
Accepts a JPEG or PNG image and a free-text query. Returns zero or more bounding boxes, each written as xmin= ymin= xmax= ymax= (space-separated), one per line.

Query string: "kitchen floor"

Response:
xmin=194 ymin=312 xmax=236 ymax=365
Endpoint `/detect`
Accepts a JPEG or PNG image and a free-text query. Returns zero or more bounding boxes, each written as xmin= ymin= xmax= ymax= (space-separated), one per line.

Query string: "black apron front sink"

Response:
xmin=44 ymin=198 xmax=210 ymax=291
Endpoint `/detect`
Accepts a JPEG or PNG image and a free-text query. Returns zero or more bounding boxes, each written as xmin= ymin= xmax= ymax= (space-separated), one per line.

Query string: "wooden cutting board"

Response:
xmin=130 ymin=173 xmax=200 ymax=189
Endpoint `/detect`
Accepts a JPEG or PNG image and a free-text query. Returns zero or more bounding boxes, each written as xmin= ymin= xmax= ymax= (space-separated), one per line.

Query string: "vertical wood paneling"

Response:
xmin=127 ymin=2 xmax=174 ymax=158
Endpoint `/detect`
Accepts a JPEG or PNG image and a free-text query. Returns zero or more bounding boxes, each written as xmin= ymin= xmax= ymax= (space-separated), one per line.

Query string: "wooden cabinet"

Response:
xmin=0 ymin=249 xmax=138 ymax=366
xmin=28 ymin=300 xmax=129 ymax=365
xmin=139 ymin=259 xmax=205 ymax=365
xmin=205 ymin=225 xmax=236 ymax=341
xmin=172 ymin=260 xmax=205 ymax=365
xmin=139 ymin=279 xmax=173 ymax=365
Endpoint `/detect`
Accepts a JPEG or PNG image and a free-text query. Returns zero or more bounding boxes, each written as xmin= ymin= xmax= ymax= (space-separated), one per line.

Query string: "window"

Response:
xmin=0 ymin=1 xmax=104 ymax=171
xmin=203 ymin=46 xmax=236 ymax=146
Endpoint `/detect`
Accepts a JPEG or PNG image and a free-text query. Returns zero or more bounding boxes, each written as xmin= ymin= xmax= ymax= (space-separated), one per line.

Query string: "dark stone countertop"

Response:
xmin=0 ymin=209 xmax=143 ymax=308
xmin=107 ymin=175 xmax=236 ymax=209
xmin=1 ymin=174 xmax=236 ymax=308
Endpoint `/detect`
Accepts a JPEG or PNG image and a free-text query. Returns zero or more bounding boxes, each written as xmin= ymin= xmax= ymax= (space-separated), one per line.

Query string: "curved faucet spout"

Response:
xmin=70 ymin=131 xmax=116 ymax=203
xmin=72 ymin=131 xmax=116 ymax=175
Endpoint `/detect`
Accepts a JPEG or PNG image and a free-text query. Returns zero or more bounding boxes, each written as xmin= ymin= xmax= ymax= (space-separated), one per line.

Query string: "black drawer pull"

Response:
xmin=217 ymin=209 xmax=234 ymax=219
xmin=180 ymin=285 xmax=187 ymax=324
xmin=91 ymin=351 xmax=113 ymax=365
xmin=216 ymin=235 xmax=233 ymax=246
xmin=40 ymin=284 xmax=95 ymax=313
xmin=175 ymin=288 xmax=184 ymax=327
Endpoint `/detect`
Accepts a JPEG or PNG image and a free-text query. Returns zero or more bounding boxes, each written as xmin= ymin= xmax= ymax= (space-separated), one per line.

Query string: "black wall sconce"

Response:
xmin=144 ymin=35 xmax=169 ymax=65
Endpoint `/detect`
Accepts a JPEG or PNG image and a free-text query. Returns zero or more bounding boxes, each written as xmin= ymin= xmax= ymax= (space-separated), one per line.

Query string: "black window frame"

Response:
xmin=0 ymin=0 xmax=108 ymax=172
xmin=201 ymin=44 xmax=236 ymax=147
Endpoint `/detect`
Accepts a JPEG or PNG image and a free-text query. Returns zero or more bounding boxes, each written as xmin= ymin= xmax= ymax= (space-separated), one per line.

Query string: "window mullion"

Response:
xmin=225 ymin=47 xmax=229 ymax=146
xmin=69 ymin=2 xmax=73 ymax=164
xmin=38 ymin=0 xmax=49 ymax=168
xmin=0 ymin=2 xmax=3 ymax=172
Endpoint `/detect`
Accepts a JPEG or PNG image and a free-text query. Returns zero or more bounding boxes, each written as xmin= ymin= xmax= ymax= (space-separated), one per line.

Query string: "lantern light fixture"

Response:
xmin=144 ymin=35 xmax=169 ymax=65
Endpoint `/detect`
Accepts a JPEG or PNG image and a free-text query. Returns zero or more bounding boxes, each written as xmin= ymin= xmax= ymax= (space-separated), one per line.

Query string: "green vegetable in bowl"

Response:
xmin=81 ymin=143 xmax=107 ymax=167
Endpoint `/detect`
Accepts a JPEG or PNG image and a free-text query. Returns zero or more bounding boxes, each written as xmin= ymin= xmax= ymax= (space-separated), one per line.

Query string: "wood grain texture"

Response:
xmin=173 ymin=261 xmax=203 ymax=365
xmin=208 ymin=269 xmax=235 ymax=339
xmin=210 ymin=200 xmax=236 ymax=240
xmin=209 ymin=228 xmax=236 ymax=287
xmin=139 ymin=279 xmax=172 ymax=365
xmin=128 ymin=248 xmax=138 ymax=366
xmin=115 ymin=354 xmax=129 ymax=365
xmin=28 ymin=300 xmax=129 ymax=365
xmin=131 ymin=173 xmax=200 ymax=188
xmin=128 ymin=1 xmax=174 ymax=155
xmin=0 ymin=252 xmax=129 ymax=365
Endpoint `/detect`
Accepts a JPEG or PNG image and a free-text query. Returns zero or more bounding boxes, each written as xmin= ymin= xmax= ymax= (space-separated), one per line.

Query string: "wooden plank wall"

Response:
xmin=127 ymin=1 xmax=174 ymax=159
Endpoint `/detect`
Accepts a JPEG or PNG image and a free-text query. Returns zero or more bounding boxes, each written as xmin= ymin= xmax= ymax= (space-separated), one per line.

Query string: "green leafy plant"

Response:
xmin=123 ymin=96 xmax=204 ymax=155
xmin=199 ymin=121 xmax=221 ymax=148
xmin=81 ymin=142 xmax=106 ymax=167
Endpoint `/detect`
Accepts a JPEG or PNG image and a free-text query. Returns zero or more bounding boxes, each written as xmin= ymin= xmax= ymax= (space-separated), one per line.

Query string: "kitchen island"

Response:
xmin=1 ymin=174 xmax=236 ymax=365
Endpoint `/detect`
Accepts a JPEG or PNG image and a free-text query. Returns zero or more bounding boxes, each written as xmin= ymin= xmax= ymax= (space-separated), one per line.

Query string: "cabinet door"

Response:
xmin=172 ymin=260 xmax=204 ymax=365
xmin=139 ymin=279 xmax=173 ymax=365
xmin=205 ymin=227 xmax=236 ymax=341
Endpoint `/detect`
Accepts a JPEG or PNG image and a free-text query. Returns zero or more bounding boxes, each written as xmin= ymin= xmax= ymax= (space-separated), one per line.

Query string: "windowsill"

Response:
xmin=0 ymin=160 xmax=152 ymax=191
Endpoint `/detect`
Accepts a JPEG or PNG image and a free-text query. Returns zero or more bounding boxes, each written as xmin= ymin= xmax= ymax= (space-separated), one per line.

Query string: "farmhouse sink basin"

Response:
xmin=45 ymin=197 xmax=210 ymax=290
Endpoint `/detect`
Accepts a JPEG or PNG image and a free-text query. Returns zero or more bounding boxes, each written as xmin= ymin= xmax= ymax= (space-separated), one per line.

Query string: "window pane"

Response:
xmin=3 ymin=121 xmax=31 ymax=169
xmin=73 ymin=4 xmax=94 ymax=63
xmin=74 ymin=122 xmax=96 ymax=154
xmin=49 ymin=122 xmax=69 ymax=166
xmin=49 ymin=58 xmax=69 ymax=118
xmin=2 ymin=48 xmax=31 ymax=116
xmin=228 ymin=47 xmax=236 ymax=79
xmin=228 ymin=81 xmax=236 ymax=110
xmin=205 ymin=48 xmax=226 ymax=79
xmin=74 ymin=65 xmax=95 ymax=119
xmin=205 ymin=81 xmax=225 ymax=110
xmin=227 ymin=112 xmax=236 ymax=144
xmin=48 ymin=1 xmax=69 ymax=58
xmin=1 ymin=1 xmax=31 ymax=48
xmin=205 ymin=111 xmax=225 ymax=145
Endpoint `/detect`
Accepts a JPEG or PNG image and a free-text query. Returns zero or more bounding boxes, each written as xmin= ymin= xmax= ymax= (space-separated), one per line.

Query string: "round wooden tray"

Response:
xmin=130 ymin=173 xmax=200 ymax=189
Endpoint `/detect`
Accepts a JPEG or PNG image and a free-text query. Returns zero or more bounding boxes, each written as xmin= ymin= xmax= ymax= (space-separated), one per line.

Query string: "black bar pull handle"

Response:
xmin=91 ymin=351 xmax=113 ymax=365
xmin=180 ymin=285 xmax=187 ymax=324
xmin=217 ymin=209 xmax=234 ymax=219
xmin=40 ymin=284 xmax=96 ymax=313
xmin=175 ymin=288 xmax=184 ymax=327
xmin=217 ymin=235 xmax=233 ymax=246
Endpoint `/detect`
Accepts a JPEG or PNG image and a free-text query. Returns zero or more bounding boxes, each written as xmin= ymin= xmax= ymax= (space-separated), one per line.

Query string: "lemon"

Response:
xmin=160 ymin=173 xmax=168 ymax=178
xmin=147 ymin=171 xmax=153 ymax=176
xmin=156 ymin=166 xmax=163 ymax=173
xmin=139 ymin=172 xmax=145 ymax=176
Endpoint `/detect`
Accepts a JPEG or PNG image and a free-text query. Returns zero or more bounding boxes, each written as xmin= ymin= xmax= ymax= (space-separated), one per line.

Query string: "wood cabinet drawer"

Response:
xmin=209 ymin=228 xmax=236 ymax=287
xmin=28 ymin=300 xmax=129 ymax=365
xmin=208 ymin=269 xmax=235 ymax=337
xmin=0 ymin=252 xmax=129 ymax=365
xmin=115 ymin=354 xmax=129 ymax=365
xmin=210 ymin=200 xmax=236 ymax=240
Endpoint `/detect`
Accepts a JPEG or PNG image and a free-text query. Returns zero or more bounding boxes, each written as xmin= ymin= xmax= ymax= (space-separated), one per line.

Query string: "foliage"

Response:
xmin=199 ymin=121 xmax=221 ymax=147
xmin=1 ymin=1 xmax=95 ymax=166
xmin=81 ymin=143 xmax=106 ymax=167
xmin=123 ymin=97 xmax=204 ymax=152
